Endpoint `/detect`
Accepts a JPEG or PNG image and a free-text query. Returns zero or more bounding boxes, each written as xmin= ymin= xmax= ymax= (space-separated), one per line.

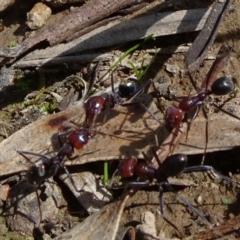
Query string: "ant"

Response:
xmin=84 ymin=76 xmax=155 ymax=127
xmin=110 ymin=151 xmax=239 ymax=224
xmin=11 ymin=126 xmax=93 ymax=225
xmin=164 ymin=43 xmax=240 ymax=161
xmin=17 ymin=126 xmax=93 ymax=190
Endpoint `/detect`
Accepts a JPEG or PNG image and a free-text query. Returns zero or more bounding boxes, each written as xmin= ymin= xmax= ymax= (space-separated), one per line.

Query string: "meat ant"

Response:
xmin=164 ymin=43 xmax=239 ymax=162
xmin=18 ymin=127 xmax=93 ymax=190
xmin=10 ymin=126 xmax=93 ymax=225
xmin=110 ymin=151 xmax=239 ymax=224
xmin=84 ymin=76 xmax=157 ymax=127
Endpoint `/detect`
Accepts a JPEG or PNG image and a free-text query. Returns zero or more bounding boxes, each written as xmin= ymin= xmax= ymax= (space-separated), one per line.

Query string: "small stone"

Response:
xmin=26 ymin=3 xmax=52 ymax=30
xmin=0 ymin=66 xmax=15 ymax=90
xmin=0 ymin=0 xmax=15 ymax=12
xmin=195 ymin=195 xmax=203 ymax=205
xmin=136 ymin=211 xmax=158 ymax=240
xmin=0 ymin=184 xmax=10 ymax=201
xmin=165 ymin=64 xmax=180 ymax=75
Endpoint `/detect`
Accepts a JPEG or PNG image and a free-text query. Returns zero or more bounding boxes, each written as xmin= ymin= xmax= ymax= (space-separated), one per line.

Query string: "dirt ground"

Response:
xmin=0 ymin=0 xmax=240 ymax=239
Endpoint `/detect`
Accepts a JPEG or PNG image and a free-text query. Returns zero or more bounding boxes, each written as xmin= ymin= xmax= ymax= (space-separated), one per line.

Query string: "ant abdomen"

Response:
xmin=67 ymin=128 xmax=92 ymax=150
xmin=211 ymin=75 xmax=236 ymax=95
xmin=158 ymin=154 xmax=187 ymax=177
xmin=118 ymin=78 xmax=141 ymax=98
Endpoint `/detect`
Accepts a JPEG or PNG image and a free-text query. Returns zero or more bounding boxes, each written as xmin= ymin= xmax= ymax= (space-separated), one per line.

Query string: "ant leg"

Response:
xmin=201 ymin=107 xmax=209 ymax=164
xmin=61 ymin=164 xmax=82 ymax=192
xmin=102 ymin=100 xmax=111 ymax=125
xmin=185 ymin=106 xmax=200 ymax=141
xmin=67 ymin=149 xmax=98 ymax=161
xmin=107 ymin=168 xmax=119 ymax=189
xmin=121 ymin=101 xmax=162 ymax=125
xmin=61 ymin=163 xmax=102 ymax=201
xmin=159 ymin=185 xmax=164 ymax=214
xmin=211 ymin=102 xmax=240 ymax=121
xmin=34 ymin=188 xmax=42 ymax=226
xmin=163 ymin=181 xmax=210 ymax=224
xmin=182 ymin=165 xmax=239 ymax=185
xmin=122 ymin=181 xmax=150 ymax=198
xmin=17 ymin=150 xmax=49 ymax=162
xmin=137 ymin=102 xmax=162 ymax=124
xmin=151 ymin=147 xmax=162 ymax=167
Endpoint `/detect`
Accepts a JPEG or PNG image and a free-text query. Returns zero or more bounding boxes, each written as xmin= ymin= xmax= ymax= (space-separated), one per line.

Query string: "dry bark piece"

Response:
xmin=186 ymin=0 xmax=233 ymax=73
xmin=12 ymin=8 xmax=211 ymax=68
xmin=0 ymin=0 xmax=15 ymax=11
xmin=192 ymin=215 xmax=240 ymax=240
xmin=1 ymin=89 xmax=240 ymax=178
xmin=60 ymin=171 xmax=112 ymax=214
xmin=13 ymin=53 xmax=114 ymax=68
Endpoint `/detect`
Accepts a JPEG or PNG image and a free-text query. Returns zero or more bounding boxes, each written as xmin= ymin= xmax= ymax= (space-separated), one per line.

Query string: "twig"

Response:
xmin=185 ymin=0 xmax=233 ymax=73
xmin=0 ymin=0 xmax=146 ymax=59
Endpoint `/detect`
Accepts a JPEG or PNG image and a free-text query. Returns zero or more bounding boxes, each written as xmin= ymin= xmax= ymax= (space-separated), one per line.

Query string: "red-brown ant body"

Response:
xmin=84 ymin=77 xmax=149 ymax=126
xmin=111 ymin=152 xmax=238 ymax=220
xmin=18 ymin=127 xmax=93 ymax=189
xmin=165 ymin=44 xmax=238 ymax=130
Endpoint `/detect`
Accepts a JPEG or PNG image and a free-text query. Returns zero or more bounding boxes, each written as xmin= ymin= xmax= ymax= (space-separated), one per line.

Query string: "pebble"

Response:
xmin=0 ymin=66 xmax=15 ymax=90
xmin=165 ymin=63 xmax=180 ymax=75
xmin=26 ymin=2 xmax=52 ymax=30
xmin=136 ymin=211 xmax=158 ymax=240
xmin=0 ymin=0 xmax=15 ymax=12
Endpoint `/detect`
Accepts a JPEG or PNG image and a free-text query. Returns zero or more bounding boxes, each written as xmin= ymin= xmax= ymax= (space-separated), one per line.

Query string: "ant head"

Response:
xmin=165 ymin=105 xmax=184 ymax=129
xmin=118 ymin=156 xmax=137 ymax=178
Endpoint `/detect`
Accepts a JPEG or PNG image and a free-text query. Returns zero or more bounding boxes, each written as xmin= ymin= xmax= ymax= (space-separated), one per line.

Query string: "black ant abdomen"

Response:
xmin=157 ymin=154 xmax=187 ymax=178
xmin=118 ymin=78 xmax=141 ymax=98
xmin=211 ymin=75 xmax=236 ymax=95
